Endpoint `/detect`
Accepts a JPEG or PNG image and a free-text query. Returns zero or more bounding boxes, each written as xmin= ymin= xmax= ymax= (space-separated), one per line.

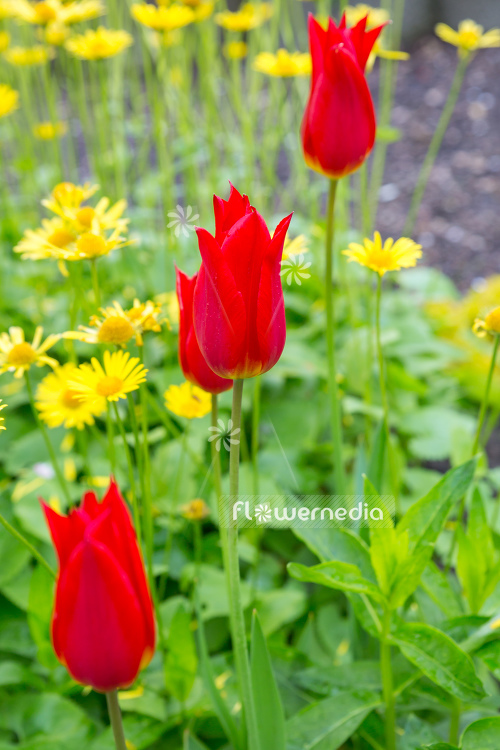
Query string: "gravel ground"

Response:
xmin=374 ymin=37 xmax=500 ymax=291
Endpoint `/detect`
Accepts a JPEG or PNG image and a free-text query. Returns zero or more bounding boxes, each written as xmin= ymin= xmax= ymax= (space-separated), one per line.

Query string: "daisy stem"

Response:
xmin=375 ymin=275 xmax=398 ymax=502
xmin=25 ymin=373 xmax=71 ymax=506
xmin=90 ymin=259 xmax=101 ymax=307
xmin=325 ymin=178 xmax=346 ymax=494
xmin=106 ymin=402 xmax=116 ymax=474
xmin=404 ymin=54 xmax=469 ymax=236
xmin=472 ymin=334 xmax=500 ymax=456
xmin=113 ymin=401 xmax=141 ymax=541
xmin=227 ymin=379 xmax=260 ymax=750
xmin=105 ymin=691 xmax=127 ymax=750
xmin=0 ymin=511 xmax=56 ymax=579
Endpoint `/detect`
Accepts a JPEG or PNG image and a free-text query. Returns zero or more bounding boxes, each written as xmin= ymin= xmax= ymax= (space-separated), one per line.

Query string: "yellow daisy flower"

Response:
xmin=4 ymin=45 xmax=54 ymax=65
xmin=63 ymin=229 xmax=132 ymax=261
xmin=42 ymin=181 xmax=99 ymax=214
xmin=44 ymin=21 xmax=69 ymax=45
xmin=0 ymin=400 xmax=6 ymax=431
xmin=35 ymin=363 xmax=106 ymax=429
xmin=342 ymin=231 xmax=422 ymax=276
xmin=65 ymin=301 xmax=144 ymax=347
xmin=0 ymin=30 xmax=10 ymax=53
xmin=435 ymin=19 xmax=500 ymax=58
xmin=131 ymin=2 xmax=195 ymax=31
xmin=192 ymin=1 xmax=213 ymax=22
xmin=0 ymin=85 xmax=19 ymax=119
xmin=473 ymin=307 xmax=500 ymax=338
xmin=224 ymin=41 xmax=248 ymax=60
xmin=366 ymin=40 xmax=409 ymax=73
xmin=164 ymin=382 xmax=211 ymax=419
xmin=344 ymin=4 xmax=389 ymax=28
xmin=181 ymin=498 xmax=210 ymax=521
xmin=65 ymin=27 xmax=133 ymax=60
xmin=0 ymin=0 xmax=14 ymax=19
xmin=14 ymin=217 xmax=77 ymax=261
xmin=0 ymin=327 xmax=60 ymax=379
xmin=126 ymin=299 xmax=165 ymax=336
xmin=9 ymin=0 xmax=60 ymax=25
xmin=60 ymin=0 xmax=104 ymax=25
xmin=33 ymin=121 xmax=68 ymax=139
xmin=253 ymin=49 xmax=311 ymax=77
xmin=215 ymin=2 xmax=272 ymax=32
xmin=69 ymin=350 xmax=148 ymax=404
xmin=282 ymin=234 xmax=309 ymax=260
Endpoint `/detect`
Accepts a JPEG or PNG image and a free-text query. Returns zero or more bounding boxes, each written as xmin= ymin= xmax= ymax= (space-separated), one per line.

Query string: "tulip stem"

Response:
xmin=227 ymin=379 xmax=259 ymax=750
xmin=25 ymin=373 xmax=72 ymax=506
xmin=404 ymin=54 xmax=469 ymax=236
xmin=325 ymin=179 xmax=346 ymax=494
xmin=105 ymin=691 xmax=127 ymax=750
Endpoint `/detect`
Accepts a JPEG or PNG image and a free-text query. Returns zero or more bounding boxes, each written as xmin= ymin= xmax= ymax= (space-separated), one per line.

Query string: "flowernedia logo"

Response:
xmin=219 ymin=495 xmax=395 ymax=529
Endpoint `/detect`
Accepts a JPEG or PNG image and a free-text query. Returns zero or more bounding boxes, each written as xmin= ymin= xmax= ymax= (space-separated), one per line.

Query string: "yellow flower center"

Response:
xmin=459 ymin=29 xmax=481 ymax=49
xmin=76 ymin=232 xmax=106 ymax=258
xmin=48 ymin=228 xmax=75 ymax=248
xmin=485 ymin=308 xmax=500 ymax=333
xmin=7 ymin=342 xmax=36 ymax=366
xmin=34 ymin=2 xmax=57 ymax=22
xmin=76 ymin=207 xmax=95 ymax=228
xmin=96 ymin=375 xmax=123 ymax=397
xmin=97 ymin=316 xmax=135 ymax=344
xmin=61 ymin=389 xmax=81 ymax=409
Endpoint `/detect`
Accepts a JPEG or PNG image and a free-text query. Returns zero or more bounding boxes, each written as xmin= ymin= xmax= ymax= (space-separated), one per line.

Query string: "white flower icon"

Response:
xmin=280 ymin=253 xmax=312 ymax=286
xmin=167 ymin=204 xmax=200 ymax=238
xmin=208 ymin=418 xmax=241 ymax=452
xmin=254 ymin=503 xmax=272 ymax=524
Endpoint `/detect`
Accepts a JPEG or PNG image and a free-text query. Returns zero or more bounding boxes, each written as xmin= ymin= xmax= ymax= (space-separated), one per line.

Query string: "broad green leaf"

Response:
xmin=288 ymin=561 xmax=384 ymax=602
xmin=286 ymin=690 xmax=381 ymax=750
xmin=419 ymin=562 xmax=463 ymax=618
xmin=389 ymin=460 xmax=476 ymax=607
xmin=183 ymin=730 xmax=210 ymax=750
xmin=292 ymin=527 xmax=375 ymax=580
xmin=27 ymin=565 xmax=58 ymax=670
xmin=164 ymin=602 xmax=198 ymax=701
xmin=392 ymin=622 xmax=485 ymax=702
xmin=461 ymin=717 xmax=500 ymax=749
xmin=251 ymin=611 xmax=286 ymax=750
xmin=420 ymin=744 xmax=458 ymax=750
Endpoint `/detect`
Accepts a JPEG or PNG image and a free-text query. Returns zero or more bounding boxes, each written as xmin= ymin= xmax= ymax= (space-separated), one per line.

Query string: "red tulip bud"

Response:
xmin=41 ymin=480 xmax=155 ymax=692
xmin=301 ymin=13 xmax=386 ymax=179
xmin=193 ymin=184 xmax=292 ymax=379
xmin=176 ymin=266 xmax=233 ymax=394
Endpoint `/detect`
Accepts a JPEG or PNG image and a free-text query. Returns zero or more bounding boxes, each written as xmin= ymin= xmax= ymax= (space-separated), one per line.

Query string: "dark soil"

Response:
xmin=374 ymin=36 xmax=500 ymax=291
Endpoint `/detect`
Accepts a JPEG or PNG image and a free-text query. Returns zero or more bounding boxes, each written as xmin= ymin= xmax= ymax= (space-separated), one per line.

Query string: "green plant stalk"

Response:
xmin=0 ymin=511 xmax=56 ymax=579
xmin=325 ymin=179 xmax=346 ymax=493
xmin=105 ymin=691 xmax=127 ymax=750
xmin=404 ymin=54 xmax=469 ymax=236
xmin=375 ymin=275 xmax=398 ymax=499
xmin=107 ymin=402 xmax=116 ymax=474
xmin=113 ymin=402 xmax=141 ymax=542
xmin=40 ymin=60 xmax=64 ymax=179
xmin=25 ymin=373 xmax=71 ymax=505
xmin=449 ymin=697 xmax=461 ymax=745
xmin=90 ymin=259 xmax=101 ymax=307
xmin=226 ymin=379 xmax=259 ymax=750
xmin=251 ymin=375 xmax=261 ymax=495
xmin=472 ymin=334 xmax=500 ymax=455
xmin=380 ymin=609 xmax=396 ymax=750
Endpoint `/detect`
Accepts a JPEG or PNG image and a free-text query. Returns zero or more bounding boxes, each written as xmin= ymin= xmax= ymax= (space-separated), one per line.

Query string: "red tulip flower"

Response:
xmin=176 ymin=266 xmax=233 ymax=394
xmin=42 ymin=480 xmax=155 ymax=692
xmin=193 ymin=184 xmax=292 ymax=379
xmin=301 ymin=13 xmax=386 ymax=179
